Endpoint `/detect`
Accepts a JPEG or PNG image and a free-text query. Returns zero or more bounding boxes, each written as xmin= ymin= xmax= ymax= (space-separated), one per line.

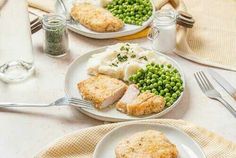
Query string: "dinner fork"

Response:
xmin=0 ymin=97 xmax=94 ymax=110
xmin=194 ymin=71 xmax=236 ymax=117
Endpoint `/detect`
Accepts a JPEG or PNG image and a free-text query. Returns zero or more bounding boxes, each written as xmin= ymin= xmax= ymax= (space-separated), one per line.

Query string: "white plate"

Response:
xmin=64 ymin=46 xmax=185 ymax=122
xmin=55 ymin=0 xmax=155 ymax=39
xmin=93 ymin=124 xmax=206 ymax=158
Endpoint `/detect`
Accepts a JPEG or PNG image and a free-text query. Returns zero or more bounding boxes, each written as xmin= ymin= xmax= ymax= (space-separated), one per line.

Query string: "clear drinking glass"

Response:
xmin=0 ymin=0 xmax=35 ymax=83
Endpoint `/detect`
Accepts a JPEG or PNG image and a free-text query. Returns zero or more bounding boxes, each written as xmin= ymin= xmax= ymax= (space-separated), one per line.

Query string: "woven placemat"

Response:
xmin=35 ymin=119 xmax=236 ymax=158
xmin=175 ymin=0 xmax=236 ymax=71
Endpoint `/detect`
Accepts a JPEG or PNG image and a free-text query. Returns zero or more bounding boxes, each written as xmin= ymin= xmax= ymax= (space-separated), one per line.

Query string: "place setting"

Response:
xmin=0 ymin=0 xmax=236 ymax=158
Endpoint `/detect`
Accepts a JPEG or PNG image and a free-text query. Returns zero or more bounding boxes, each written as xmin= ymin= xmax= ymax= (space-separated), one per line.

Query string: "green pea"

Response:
xmin=161 ymin=75 xmax=166 ymax=80
xmin=146 ymin=86 xmax=151 ymax=90
xmin=143 ymin=86 xmax=148 ymax=90
xmin=166 ymin=102 xmax=172 ymax=107
xmin=173 ymin=86 xmax=178 ymax=91
xmin=176 ymin=90 xmax=181 ymax=96
xmin=160 ymin=90 xmax=165 ymax=96
xmin=151 ymin=88 xmax=157 ymax=93
xmin=164 ymin=88 xmax=169 ymax=93
xmin=170 ymin=82 xmax=175 ymax=86
xmin=176 ymin=83 xmax=181 ymax=87
xmin=146 ymin=79 xmax=151 ymax=85
xmin=158 ymin=86 xmax=162 ymax=91
xmin=171 ymin=77 xmax=175 ymax=82
xmin=151 ymin=79 xmax=156 ymax=84
xmin=150 ymin=67 xmax=157 ymax=73
xmin=172 ymin=93 xmax=177 ymax=99
xmin=152 ymin=74 xmax=158 ymax=78
xmin=133 ymin=74 xmax=138 ymax=79
xmin=138 ymin=69 xmax=144 ymax=73
xmin=136 ymin=71 xmax=142 ymax=77
xmin=148 ymin=72 xmax=153 ymax=77
xmin=157 ymin=81 xmax=162 ymax=86
xmin=165 ymin=93 xmax=171 ymax=97
xmin=173 ymin=68 xmax=178 ymax=73
xmin=150 ymin=84 xmax=155 ymax=89
xmin=142 ymin=10 xmax=147 ymax=14
xmin=165 ymin=96 xmax=171 ymax=102
xmin=167 ymin=64 xmax=172 ymax=68
xmin=166 ymin=76 xmax=170 ymax=81
xmin=165 ymin=83 xmax=171 ymax=89
xmin=169 ymin=99 xmax=174 ymax=105
xmin=153 ymin=83 xmax=158 ymax=88
xmin=139 ymin=80 xmax=144 ymax=85
xmin=163 ymin=80 xmax=168 ymax=85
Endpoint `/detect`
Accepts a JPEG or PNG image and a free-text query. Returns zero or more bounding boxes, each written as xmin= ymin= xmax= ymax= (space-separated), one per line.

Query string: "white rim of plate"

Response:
xmin=93 ymin=123 xmax=206 ymax=158
xmin=64 ymin=46 xmax=186 ymax=122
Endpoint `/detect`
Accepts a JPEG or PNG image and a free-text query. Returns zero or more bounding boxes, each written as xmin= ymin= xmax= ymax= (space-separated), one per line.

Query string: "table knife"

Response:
xmin=208 ymin=69 xmax=236 ymax=100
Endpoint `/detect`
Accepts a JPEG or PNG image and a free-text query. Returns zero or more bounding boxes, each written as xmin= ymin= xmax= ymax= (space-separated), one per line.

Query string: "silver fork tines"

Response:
xmin=68 ymin=98 xmax=94 ymax=109
xmin=194 ymin=71 xmax=236 ymax=117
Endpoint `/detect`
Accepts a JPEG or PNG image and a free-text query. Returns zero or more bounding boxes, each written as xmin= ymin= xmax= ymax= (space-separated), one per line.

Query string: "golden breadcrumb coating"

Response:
xmin=78 ymin=75 xmax=127 ymax=109
xmin=70 ymin=3 xmax=124 ymax=32
xmin=115 ymin=130 xmax=178 ymax=158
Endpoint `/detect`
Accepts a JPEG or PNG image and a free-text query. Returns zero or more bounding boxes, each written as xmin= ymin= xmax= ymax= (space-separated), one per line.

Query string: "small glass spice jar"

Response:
xmin=148 ymin=9 xmax=177 ymax=54
xmin=42 ymin=14 xmax=69 ymax=57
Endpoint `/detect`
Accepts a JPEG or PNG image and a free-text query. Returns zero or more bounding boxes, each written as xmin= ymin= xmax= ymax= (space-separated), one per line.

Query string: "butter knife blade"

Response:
xmin=208 ymin=69 xmax=236 ymax=100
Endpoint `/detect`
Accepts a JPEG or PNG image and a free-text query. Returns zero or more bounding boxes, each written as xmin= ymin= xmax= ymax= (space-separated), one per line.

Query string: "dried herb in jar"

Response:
xmin=43 ymin=14 xmax=69 ymax=57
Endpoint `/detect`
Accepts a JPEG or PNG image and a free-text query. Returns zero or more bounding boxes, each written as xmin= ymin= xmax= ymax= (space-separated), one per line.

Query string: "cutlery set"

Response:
xmin=194 ymin=70 xmax=236 ymax=117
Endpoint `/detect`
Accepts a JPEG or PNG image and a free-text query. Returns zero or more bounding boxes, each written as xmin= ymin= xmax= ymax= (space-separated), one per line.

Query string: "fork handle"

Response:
xmin=0 ymin=103 xmax=56 ymax=108
xmin=217 ymin=97 xmax=236 ymax=117
xmin=0 ymin=103 xmax=93 ymax=110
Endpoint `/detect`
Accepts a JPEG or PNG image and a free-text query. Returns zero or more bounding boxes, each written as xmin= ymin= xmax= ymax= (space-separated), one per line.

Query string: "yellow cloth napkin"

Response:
xmin=35 ymin=119 xmax=236 ymax=158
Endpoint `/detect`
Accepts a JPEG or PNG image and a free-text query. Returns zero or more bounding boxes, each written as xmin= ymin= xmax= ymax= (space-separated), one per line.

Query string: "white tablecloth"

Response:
xmin=0 ymin=29 xmax=235 ymax=158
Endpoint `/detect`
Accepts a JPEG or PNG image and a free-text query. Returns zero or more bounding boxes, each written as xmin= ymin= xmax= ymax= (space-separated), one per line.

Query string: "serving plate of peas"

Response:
xmin=65 ymin=46 xmax=185 ymax=122
xmin=55 ymin=0 xmax=155 ymax=39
